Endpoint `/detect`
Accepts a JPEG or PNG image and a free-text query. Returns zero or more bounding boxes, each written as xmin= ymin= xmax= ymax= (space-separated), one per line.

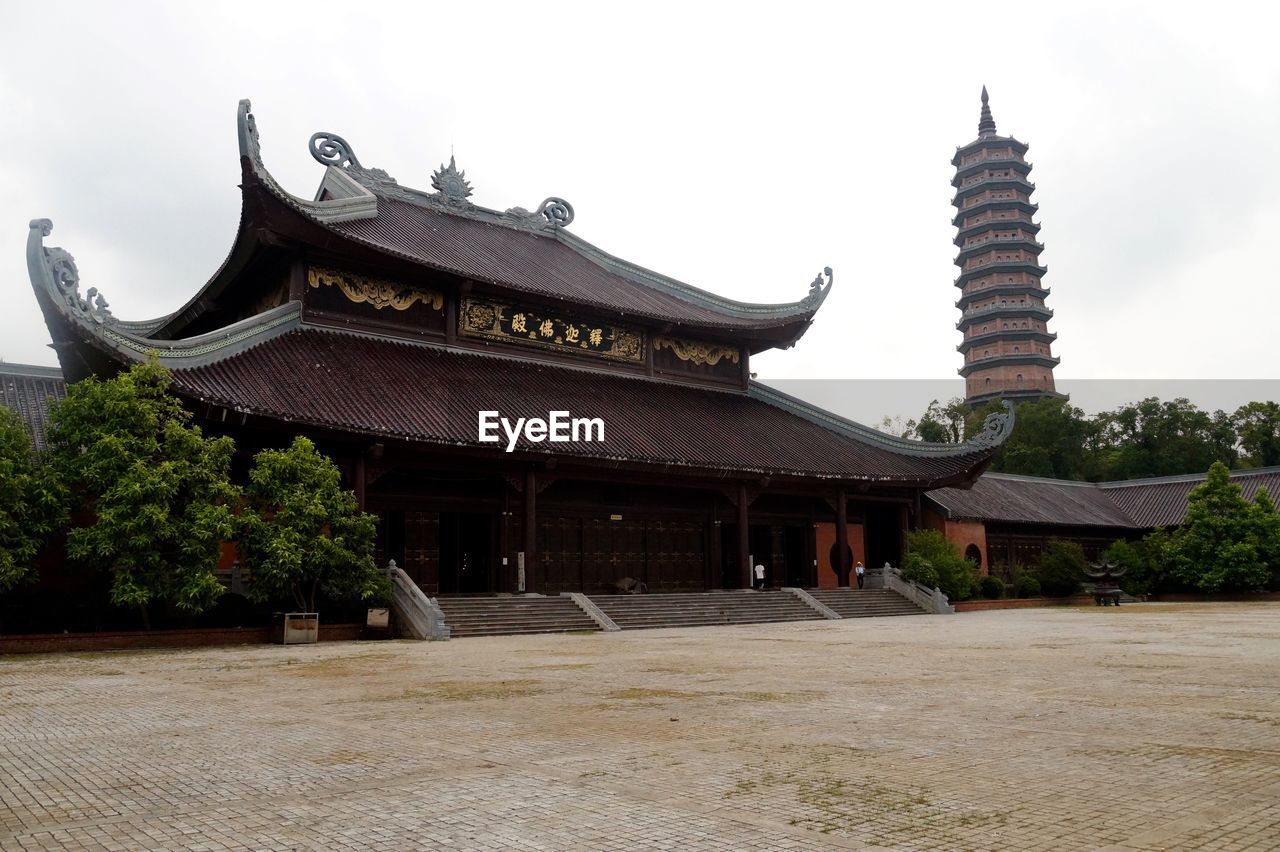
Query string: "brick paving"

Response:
xmin=2 ymin=603 xmax=1279 ymax=850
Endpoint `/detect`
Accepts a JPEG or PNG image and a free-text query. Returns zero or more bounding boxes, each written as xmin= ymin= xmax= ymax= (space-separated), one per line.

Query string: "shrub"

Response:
xmin=979 ymin=574 xmax=1005 ymax=599
xmin=0 ymin=407 xmax=66 ymax=594
xmin=900 ymin=552 xmax=939 ymax=590
xmin=1034 ymin=539 xmax=1087 ymax=597
xmin=1014 ymin=573 xmax=1041 ymax=598
xmin=903 ymin=529 xmax=978 ymax=601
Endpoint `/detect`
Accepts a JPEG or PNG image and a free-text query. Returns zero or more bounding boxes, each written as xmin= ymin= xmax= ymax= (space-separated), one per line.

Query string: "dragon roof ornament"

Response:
xmin=966 ymin=400 xmax=1017 ymax=449
xmin=27 ymin=219 xmax=116 ymax=327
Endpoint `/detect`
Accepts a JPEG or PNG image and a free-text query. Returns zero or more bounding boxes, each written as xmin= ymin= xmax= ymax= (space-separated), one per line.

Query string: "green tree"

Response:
xmin=1170 ymin=462 xmax=1269 ymax=592
xmin=1092 ymin=398 xmax=1237 ymax=480
xmin=915 ymin=398 xmax=967 ymax=444
xmin=902 ymin=529 xmax=977 ymax=602
xmin=1248 ymin=487 xmax=1280 ymax=588
xmin=0 ymin=408 xmax=66 ymax=593
xmin=1232 ymin=402 xmax=1280 ymax=468
xmin=1103 ymin=530 xmax=1174 ymax=596
xmin=1033 ymin=539 xmax=1086 ymax=597
xmin=966 ymin=398 xmax=1090 ymax=480
xmin=47 ymin=359 xmax=236 ymax=616
xmin=239 ymin=436 xmax=387 ymax=612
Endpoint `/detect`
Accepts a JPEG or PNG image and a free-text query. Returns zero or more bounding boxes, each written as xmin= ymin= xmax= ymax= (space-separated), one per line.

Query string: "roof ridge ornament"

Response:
xmin=431 ymin=155 xmax=473 ymax=203
xmin=536 ymin=197 xmax=574 ymax=228
xmin=27 ymin=219 xmax=117 ymax=327
xmin=800 ymin=267 xmax=833 ymax=307
xmin=967 ymin=400 xmax=1015 ymax=449
xmin=310 ymin=132 xmax=362 ymax=169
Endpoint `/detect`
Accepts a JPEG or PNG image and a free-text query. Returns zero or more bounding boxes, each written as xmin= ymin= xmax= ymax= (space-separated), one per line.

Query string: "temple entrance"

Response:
xmin=864 ymin=504 xmax=904 ymax=571
xmin=719 ymin=523 xmax=812 ymax=589
xmin=438 ymin=512 xmax=494 ymax=595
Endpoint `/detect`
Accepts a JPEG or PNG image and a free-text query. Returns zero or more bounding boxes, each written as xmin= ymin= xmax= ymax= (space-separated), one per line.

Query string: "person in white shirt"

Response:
xmin=855 ymin=561 xmax=865 ymax=589
xmin=753 ymin=563 xmax=766 ymax=590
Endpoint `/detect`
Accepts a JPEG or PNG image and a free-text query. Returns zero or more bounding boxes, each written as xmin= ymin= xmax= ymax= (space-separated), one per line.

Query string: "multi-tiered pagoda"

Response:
xmin=953 ymin=87 xmax=1063 ymax=406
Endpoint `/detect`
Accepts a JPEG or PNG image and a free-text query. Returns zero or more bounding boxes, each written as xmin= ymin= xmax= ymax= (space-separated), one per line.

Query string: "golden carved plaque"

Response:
xmin=654 ymin=335 xmax=740 ymax=366
xmin=307 ymin=267 xmax=444 ymax=312
xmin=460 ymin=297 xmax=644 ymax=363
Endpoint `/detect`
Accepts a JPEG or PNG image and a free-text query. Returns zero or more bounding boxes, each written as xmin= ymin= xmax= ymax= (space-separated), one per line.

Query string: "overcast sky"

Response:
xmin=3 ymin=1 xmax=1278 ymax=417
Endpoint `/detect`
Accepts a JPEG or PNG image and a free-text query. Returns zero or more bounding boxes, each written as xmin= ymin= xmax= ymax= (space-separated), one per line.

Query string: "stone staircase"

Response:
xmin=434 ymin=596 xmax=601 ymax=638
xmin=591 ymin=590 xmax=823 ymax=631
xmin=805 ymin=588 xmax=929 ymax=618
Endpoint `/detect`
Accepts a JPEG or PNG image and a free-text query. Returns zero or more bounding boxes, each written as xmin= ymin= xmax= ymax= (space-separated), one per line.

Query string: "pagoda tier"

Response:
xmin=953 ymin=88 xmax=1063 ymax=405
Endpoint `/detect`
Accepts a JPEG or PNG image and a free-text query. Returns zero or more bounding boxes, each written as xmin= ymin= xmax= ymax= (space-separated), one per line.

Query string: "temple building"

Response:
xmin=953 ymin=87 xmax=1063 ymax=406
xmin=23 ymin=99 xmax=1014 ymax=611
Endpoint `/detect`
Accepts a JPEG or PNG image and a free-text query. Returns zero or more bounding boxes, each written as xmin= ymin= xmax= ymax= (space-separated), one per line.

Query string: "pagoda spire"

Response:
xmin=978 ymin=86 xmax=997 ymax=137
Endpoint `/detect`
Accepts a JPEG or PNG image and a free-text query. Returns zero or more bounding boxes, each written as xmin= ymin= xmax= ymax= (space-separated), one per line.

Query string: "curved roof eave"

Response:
xmin=748 ymin=380 xmax=1015 ymax=462
xmin=25 ymin=218 xmax=302 ymax=370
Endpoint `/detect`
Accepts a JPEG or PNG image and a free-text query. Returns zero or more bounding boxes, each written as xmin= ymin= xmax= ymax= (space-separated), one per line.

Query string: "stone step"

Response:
xmin=436 ymin=597 xmax=600 ymax=638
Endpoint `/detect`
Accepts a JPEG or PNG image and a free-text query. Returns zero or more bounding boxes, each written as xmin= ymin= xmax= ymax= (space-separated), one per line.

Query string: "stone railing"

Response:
xmin=870 ymin=564 xmax=954 ymax=615
xmin=386 ymin=561 xmax=451 ymax=640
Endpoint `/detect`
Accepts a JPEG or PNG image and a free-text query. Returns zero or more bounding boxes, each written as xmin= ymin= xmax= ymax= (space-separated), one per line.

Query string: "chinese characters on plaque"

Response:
xmin=460 ymin=298 xmax=644 ymax=363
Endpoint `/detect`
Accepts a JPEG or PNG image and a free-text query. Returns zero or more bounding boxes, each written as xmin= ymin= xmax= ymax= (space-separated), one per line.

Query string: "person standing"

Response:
xmin=753 ymin=563 xmax=766 ymax=590
xmin=855 ymin=561 xmax=865 ymax=589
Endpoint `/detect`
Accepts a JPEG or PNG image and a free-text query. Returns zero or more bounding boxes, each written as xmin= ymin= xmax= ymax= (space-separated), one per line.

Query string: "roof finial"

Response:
xmin=978 ymin=85 xmax=997 ymax=137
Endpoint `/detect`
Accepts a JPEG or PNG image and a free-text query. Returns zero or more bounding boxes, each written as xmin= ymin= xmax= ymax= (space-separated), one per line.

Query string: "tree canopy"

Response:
xmin=46 ymin=359 xmax=237 ymax=615
xmin=0 ymin=407 xmax=66 ymax=593
xmin=238 ymin=436 xmax=388 ymax=613
xmin=899 ymin=395 xmax=1279 ymax=482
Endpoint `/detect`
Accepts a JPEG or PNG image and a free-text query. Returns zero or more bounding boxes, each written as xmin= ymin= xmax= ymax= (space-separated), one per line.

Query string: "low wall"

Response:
xmin=954 ymin=596 xmax=1094 ymax=612
xmin=0 ymin=623 xmax=364 ymax=655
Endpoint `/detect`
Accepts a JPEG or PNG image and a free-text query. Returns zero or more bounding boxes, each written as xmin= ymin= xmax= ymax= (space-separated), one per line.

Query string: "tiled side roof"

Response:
xmin=0 ymin=364 xmax=66 ymax=453
xmin=170 ymin=328 xmax=996 ymax=484
xmin=926 ymin=473 xmax=1138 ymax=528
xmin=1100 ymin=469 xmax=1280 ymax=529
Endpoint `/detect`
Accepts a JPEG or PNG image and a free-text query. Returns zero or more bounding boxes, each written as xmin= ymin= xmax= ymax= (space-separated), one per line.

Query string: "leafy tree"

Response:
xmin=239 ymin=437 xmax=388 ymax=612
xmin=915 ymin=398 xmax=967 ymax=444
xmin=1092 ymin=398 xmax=1236 ymax=480
xmin=0 ymin=408 xmax=66 ymax=593
xmin=1033 ymin=539 xmax=1086 ymax=597
xmin=1248 ymin=487 xmax=1280 ymax=589
xmin=1102 ymin=532 xmax=1174 ymax=596
xmin=1169 ymin=462 xmax=1269 ymax=593
xmin=1232 ymin=402 xmax=1280 ymax=468
xmin=902 ymin=529 xmax=977 ymax=601
xmin=46 ymin=359 xmax=237 ymax=616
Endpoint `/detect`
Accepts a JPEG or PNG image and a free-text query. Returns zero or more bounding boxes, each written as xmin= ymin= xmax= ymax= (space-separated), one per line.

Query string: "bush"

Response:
xmin=979 ymin=574 xmax=1005 ymax=599
xmin=903 ymin=529 xmax=978 ymax=601
xmin=1014 ymin=573 xmax=1041 ymax=598
xmin=1034 ymin=539 xmax=1087 ymax=597
xmin=900 ymin=552 xmax=939 ymax=589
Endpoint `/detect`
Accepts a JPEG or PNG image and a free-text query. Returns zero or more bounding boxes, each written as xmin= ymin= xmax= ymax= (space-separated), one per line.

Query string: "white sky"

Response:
xmin=2 ymin=1 xmax=1278 ymax=416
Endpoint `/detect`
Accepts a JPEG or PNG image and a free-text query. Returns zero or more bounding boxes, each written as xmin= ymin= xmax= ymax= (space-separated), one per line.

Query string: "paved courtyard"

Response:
xmin=2 ymin=604 xmax=1279 ymax=850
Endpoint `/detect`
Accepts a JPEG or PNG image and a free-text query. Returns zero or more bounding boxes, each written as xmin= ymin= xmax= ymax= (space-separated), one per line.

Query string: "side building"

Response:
xmin=924 ymin=467 xmax=1280 ymax=579
xmin=23 ymin=99 xmax=1015 ymax=602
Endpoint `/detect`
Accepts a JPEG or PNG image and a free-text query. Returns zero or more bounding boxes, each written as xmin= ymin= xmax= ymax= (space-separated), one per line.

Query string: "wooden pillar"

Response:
xmin=353 ymin=456 xmax=367 ymax=512
xmin=737 ymin=482 xmax=751 ymax=589
xmin=523 ymin=469 xmax=537 ymax=593
xmin=835 ymin=488 xmax=850 ymax=588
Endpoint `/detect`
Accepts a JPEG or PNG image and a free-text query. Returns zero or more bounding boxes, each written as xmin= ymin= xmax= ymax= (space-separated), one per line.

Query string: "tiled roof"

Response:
xmin=1099 ymin=469 xmax=1280 ymax=529
xmin=170 ymin=328 xmax=995 ymax=484
xmin=926 ymin=474 xmax=1137 ymax=529
xmin=929 ymin=467 xmax=1280 ymax=530
xmin=0 ymin=364 xmax=66 ymax=453
xmin=329 ymin=198 xmax=811 ymax=330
